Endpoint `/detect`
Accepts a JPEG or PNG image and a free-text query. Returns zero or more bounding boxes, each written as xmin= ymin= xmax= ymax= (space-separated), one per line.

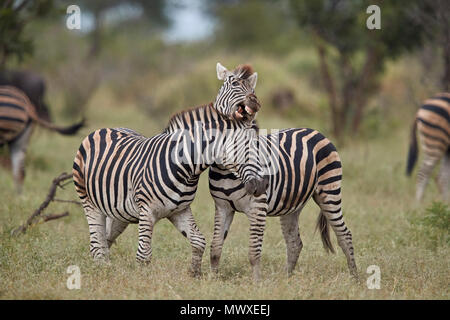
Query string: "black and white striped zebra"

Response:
xmin=208 ymin=127 xmax=358 ymax=279
xmin=0 ymin=86 xmax=83 ymax=192
xmin=72 ymin=63 xmax=268 ymax=277
xmin=407 ymin=92 xmax=450 ymax=202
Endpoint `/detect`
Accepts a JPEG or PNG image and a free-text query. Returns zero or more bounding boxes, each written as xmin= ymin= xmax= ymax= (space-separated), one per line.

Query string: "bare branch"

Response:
xmin=11 ymin=172 xmax=75 ymax=236
xmin=42 ymin=212 xmax=70 ymax=222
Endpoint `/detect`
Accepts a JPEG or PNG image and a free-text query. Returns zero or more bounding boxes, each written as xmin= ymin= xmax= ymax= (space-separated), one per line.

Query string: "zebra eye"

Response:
xmin=231 ymin=81 xmax=239 ymax=86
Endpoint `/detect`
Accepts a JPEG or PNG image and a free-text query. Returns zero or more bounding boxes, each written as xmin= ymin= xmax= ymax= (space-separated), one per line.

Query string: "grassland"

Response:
xmin=0 ymin=62 xmax=449 ymax=300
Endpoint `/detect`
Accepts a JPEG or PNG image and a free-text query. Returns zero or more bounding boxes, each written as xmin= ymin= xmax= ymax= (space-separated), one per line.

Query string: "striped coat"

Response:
xmin=72 ymin=63 xmax=268 ymax=277
xmin=407 ymin=92 xmax=450 ymax=201
xmin=208 ymin=127 xmax=357 ymax=278
xmin=0 ymin=86 xmax=83 ymax=191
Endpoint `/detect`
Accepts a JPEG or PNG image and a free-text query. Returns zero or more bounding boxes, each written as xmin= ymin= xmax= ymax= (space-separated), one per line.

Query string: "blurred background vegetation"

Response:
xmin=0 ymin=0 xmax=449 ymax=142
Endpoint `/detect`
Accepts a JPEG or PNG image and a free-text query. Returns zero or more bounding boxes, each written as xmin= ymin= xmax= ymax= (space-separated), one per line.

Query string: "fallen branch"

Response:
xmin=11 ymin=172 xmax=78 ymax=236
xmin=42 ymin=211 xmax=70 ymax=222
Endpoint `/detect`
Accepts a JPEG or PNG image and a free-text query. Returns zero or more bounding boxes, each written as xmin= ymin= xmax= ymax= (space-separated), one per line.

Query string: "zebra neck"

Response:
xmin=166 ymin=112 xmax=248 ymax=177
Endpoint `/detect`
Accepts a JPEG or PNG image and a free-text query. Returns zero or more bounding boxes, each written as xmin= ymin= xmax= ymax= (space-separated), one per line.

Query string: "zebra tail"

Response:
xmin=406 ymin=118 xmax=418 ymax=176
xmin=31 ymin=112 xmax=85 ymax=135
xmin=316 ymin=211 xmax=335 ymax=254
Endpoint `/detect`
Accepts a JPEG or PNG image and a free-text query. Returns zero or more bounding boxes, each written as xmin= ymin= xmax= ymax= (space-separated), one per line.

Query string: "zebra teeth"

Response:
xmin=234 ymin=111 xmax=244 ymax=119
xmin=245 ymin=106 xmax=253 ymax=115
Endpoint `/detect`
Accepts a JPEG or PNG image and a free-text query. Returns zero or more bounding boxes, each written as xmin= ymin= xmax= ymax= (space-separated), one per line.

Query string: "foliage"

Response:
xmin=409 ymin=202 xmax=450 ymax=250
xmin=288 ymin=0 xmax=425 ymax=139
xmin=212 ymin=0 xmax=302 ymax=54
xmin=0 ymin=0 xmax=54 ymax=67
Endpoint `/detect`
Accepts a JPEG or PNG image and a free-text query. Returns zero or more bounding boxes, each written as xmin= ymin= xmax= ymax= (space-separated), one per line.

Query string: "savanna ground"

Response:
xmin=0 ymin=51 xmax=449 ymax=300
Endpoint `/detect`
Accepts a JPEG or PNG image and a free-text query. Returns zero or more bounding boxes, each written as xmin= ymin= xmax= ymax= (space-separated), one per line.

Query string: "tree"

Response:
xmin=64 ymin=0 xmax=169 ymax=59
xmin=408 ymin=0 xmax=450 ymax=91
xmin=289 ymin=0 xmax=425 ymax=138
xmin=0 ymin=0 xmax=54 ymax=68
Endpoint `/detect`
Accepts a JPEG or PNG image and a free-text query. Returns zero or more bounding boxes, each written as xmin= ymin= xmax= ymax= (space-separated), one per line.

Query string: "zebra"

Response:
xmin=72 ymin=63 xmax=269 ymax=277
xmin=208 ymin=126 xmax=358 ymax=279
xmin=0 ymin=86 xmax=84 ymax=192
xmin=407 ymin=92 xmax=450 ymax=202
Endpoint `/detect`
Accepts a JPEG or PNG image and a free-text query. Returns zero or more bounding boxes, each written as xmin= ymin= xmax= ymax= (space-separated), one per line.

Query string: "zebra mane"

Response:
xmin=232 ymin=64 xmax=254 ymax=79
xmin=164 ymin=103 xmax=216 ymax=132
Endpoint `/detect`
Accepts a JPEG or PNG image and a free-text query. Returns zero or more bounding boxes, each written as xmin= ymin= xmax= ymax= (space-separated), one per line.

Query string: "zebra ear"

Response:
xmin=216 ymin=62 xmax=230 ymax=81
xmin=247 ymin=72 xmax=257 ymax=89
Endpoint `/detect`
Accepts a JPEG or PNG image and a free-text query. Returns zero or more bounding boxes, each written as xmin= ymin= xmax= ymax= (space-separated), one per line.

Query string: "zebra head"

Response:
xmin=214 ymin=62 xmax=260 ymax=122
xmin=221 ymin=128 xmax=269 ymax=197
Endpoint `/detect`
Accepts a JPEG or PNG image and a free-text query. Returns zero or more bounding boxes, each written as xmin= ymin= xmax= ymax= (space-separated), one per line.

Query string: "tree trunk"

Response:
xmin=351 ymin=48 xmax=381 ymax=133
xmin=314 ymin=36 xmax=342 ymax=138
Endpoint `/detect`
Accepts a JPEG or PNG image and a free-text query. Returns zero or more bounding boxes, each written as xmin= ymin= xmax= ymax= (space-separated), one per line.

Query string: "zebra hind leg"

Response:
xmin=84 ymin=204 xmax=109 ymax=261
xmin=313 ymin=192 xmax=358 ymax=279
xmin=106 ymin=217 xmax=129 ymax=248
xmin=437 ymin=151 xmax=450 ymax=202
xmin=279 ymin=211 xmax=302 ymax=277
xmin=210 ymin=203 xmax=235 ymax=274
xmin=136 ymin=208 xmax=155 ymax=264
xmin=169 ymin=207 xmax=206 ymax=278
xmin=416 ymin=153 xmax=441 ymax=202
xmin=8 ymin=126 xmax=32 ymax=193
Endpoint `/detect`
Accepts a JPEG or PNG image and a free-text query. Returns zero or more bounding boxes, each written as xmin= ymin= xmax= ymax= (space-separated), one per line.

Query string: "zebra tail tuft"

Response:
xmin=406 ymin=118 xmax=418 ymax=176
xmin=53 ymin=117 xmax=85 ymax=135
xmin=316 ymin=211 xmax=335 ymax=254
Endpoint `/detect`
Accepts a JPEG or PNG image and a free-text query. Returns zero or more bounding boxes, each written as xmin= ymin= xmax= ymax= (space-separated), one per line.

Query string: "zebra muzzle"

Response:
xmin=234 ymin=94 xmax=261 ymax=121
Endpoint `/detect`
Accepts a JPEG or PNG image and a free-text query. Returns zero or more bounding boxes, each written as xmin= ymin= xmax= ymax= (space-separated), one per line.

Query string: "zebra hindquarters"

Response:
xmin=313 ymin=152 xmax=357 ymax=278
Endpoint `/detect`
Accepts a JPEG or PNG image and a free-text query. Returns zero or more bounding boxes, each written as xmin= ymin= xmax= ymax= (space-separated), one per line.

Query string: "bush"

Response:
xmin=409 ymin=202 xmax=450 ymax=250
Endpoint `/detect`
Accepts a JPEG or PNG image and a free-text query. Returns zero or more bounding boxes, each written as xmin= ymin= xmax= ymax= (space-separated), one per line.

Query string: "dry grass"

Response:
xmin=0 ymin=81 xmax=449 ymax=300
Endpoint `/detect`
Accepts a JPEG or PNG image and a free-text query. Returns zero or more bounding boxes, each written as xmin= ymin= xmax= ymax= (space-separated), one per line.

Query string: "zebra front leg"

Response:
xmin=84 ymin=205 xmax=109 ymax=260
xmin=280 ymin=211 xmax=302 ymax=277
xmin=106 ymin=217 xmax=129 ymax=248
xmin=210 ymin=202 xmax=235 ymax=274
xmin=136 ymin=209 xmax=155 ymax=264
xmin=245 ymin=194 xmax=268 ymax=281
xmin=8 ymin=125 xmax=32 ymax=193
xmin=169 ymin=207 xmax=206 ymax=278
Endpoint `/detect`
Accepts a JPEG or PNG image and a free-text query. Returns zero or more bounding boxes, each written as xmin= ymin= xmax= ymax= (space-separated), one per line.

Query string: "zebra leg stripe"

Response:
xmin=314 ymin=191 xmax=357 ymax=277
xmin=416 ymin=152 xmax=441 ymax=202
xmin=437 ymin=151 xmax=450 ymax=202
xmin=210 ymin=203 xmax=235 ymax=274
xmin=8 ymin=125 xmax=32 ymax=193
xmin=169 ymin=207 xmax=207 ymax=277
xmin=279 ymin=211 xmax=302 ymax=277
xmin=136 ymin=209 xmax=154 ymax=264
xmin=245 ymin=193 xmax=268 ymax=281
xmin=84 ymin=205 xmax=109 ymax=260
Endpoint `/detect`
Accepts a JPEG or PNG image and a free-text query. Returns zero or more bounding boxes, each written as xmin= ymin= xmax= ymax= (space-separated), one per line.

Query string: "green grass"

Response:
xmin=0 ymin=83 xmax=449 ymax=300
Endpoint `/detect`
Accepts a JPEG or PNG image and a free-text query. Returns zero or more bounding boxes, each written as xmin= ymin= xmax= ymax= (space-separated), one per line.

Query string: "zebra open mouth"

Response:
xmin=234 ymin=102 xmax=255 ymax=120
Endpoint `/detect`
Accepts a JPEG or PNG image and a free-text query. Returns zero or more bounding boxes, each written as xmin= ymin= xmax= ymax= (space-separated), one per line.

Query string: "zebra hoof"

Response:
xmin=245 ymin=176 xmax=269 ymax=196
